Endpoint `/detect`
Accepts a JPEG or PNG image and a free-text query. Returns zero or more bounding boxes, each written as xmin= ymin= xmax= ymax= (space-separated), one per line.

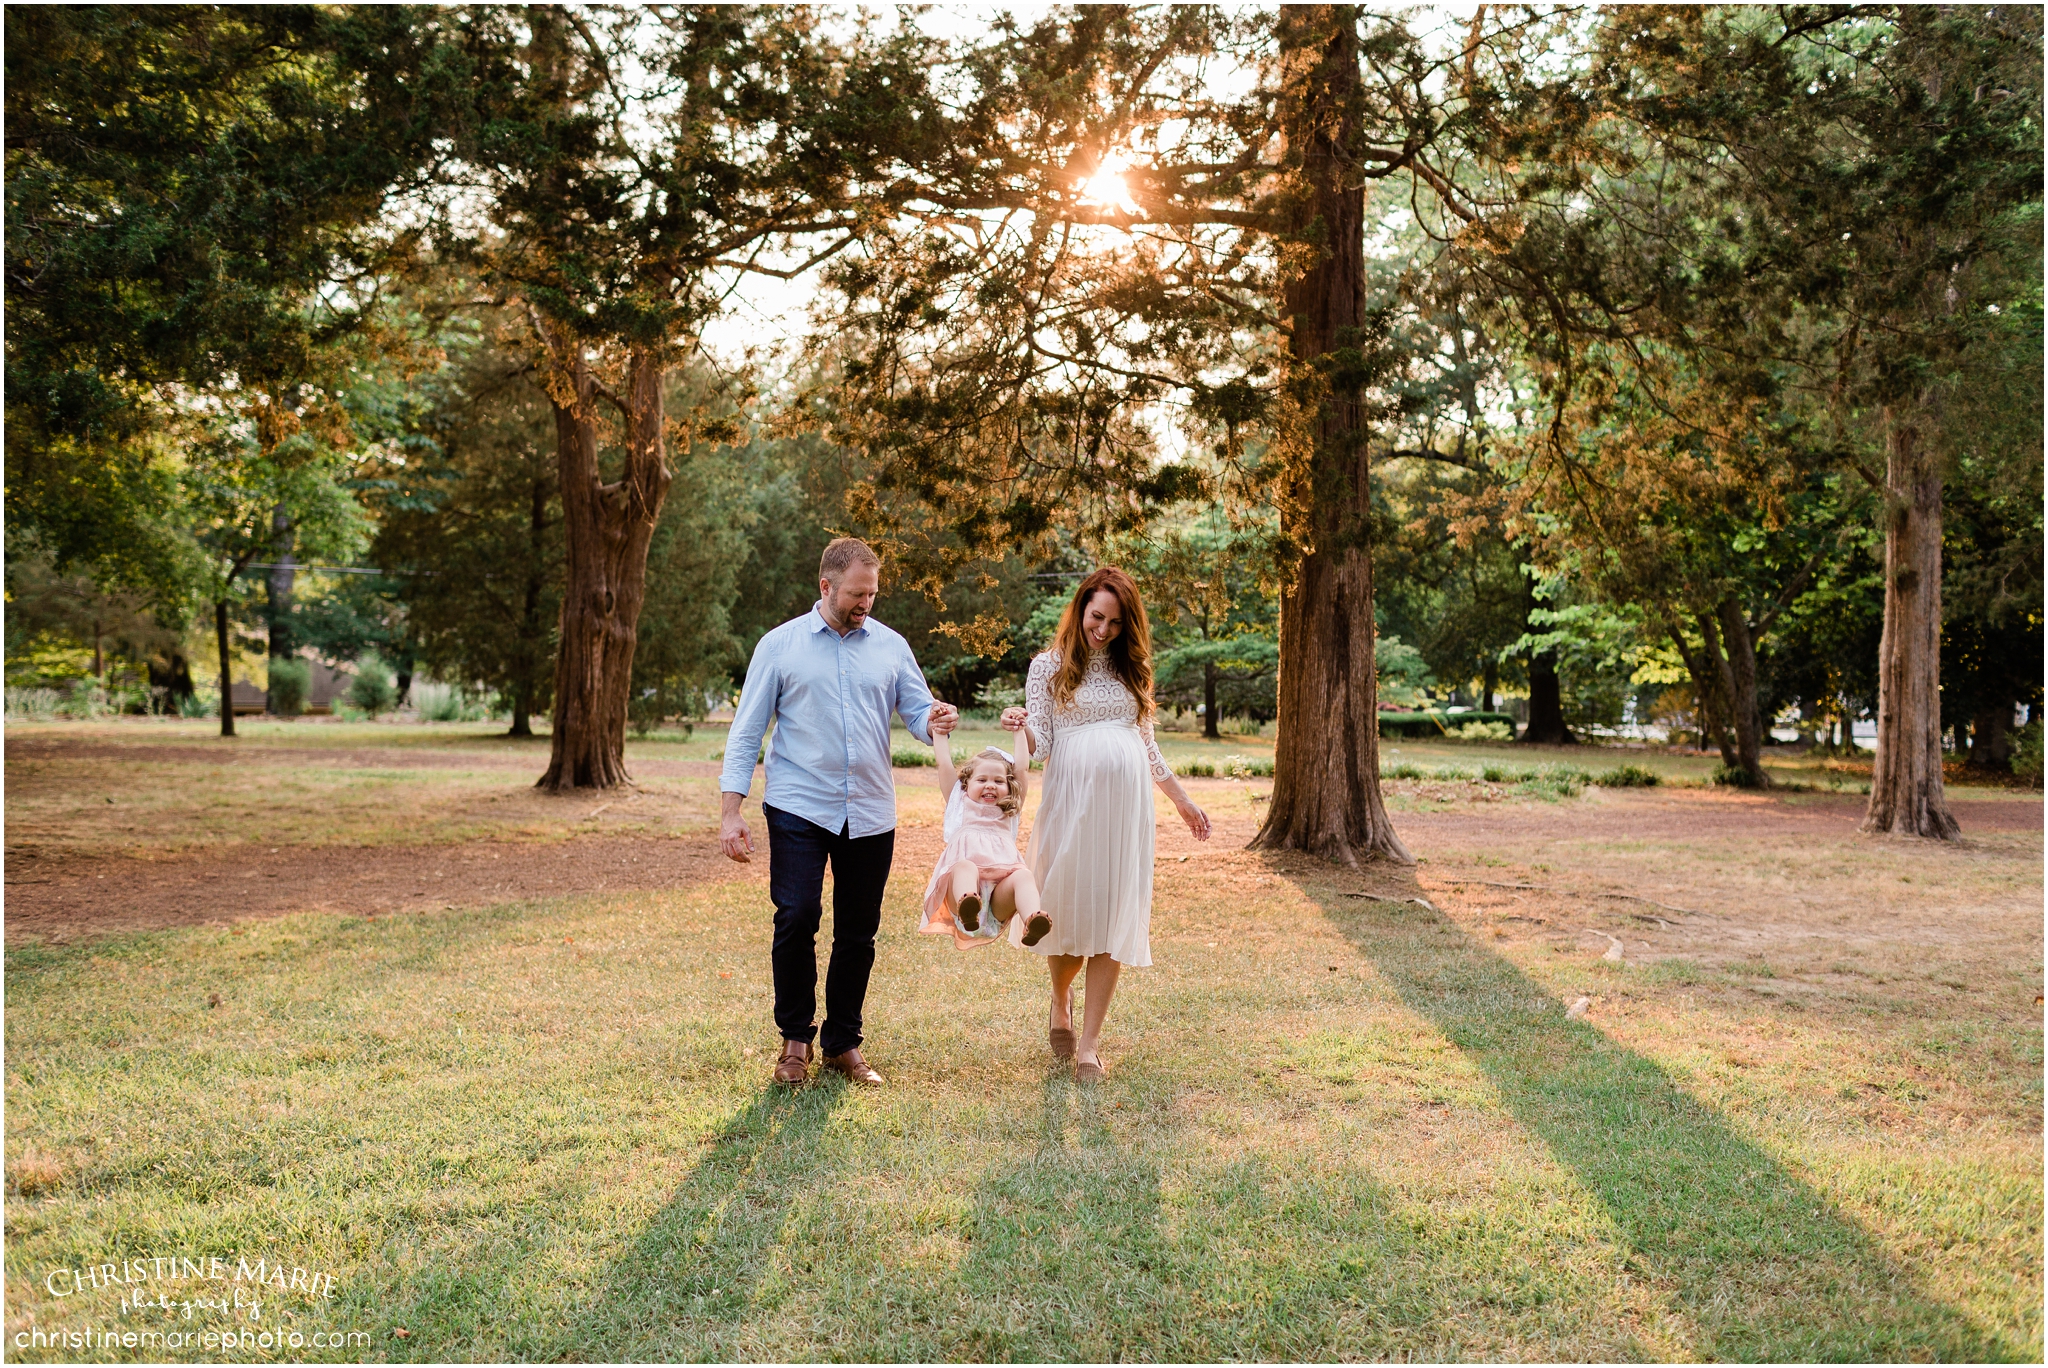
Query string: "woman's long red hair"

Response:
xmin=1050 ymin=566 xmax=1154 ymax=721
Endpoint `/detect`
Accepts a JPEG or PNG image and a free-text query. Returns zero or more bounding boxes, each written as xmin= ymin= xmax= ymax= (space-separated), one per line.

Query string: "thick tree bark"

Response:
xmin=1203 ymin=663 xmax=1220 ymax=739
xmin=509 ymin=469 xmax=550 ymax=739
xmin=1713 ymin=597 xmax=1768 ymax=787
xmin=1251 ymin=6 xmax=1410 ymax=866
xmin=1862 ymin=403 xmax=1960 ymax=838
xmin=1482 ymin=660 xmax=1498 ymax=715
xmin=1519 ymin=650 xmax=1577 ymax=746
xmin=215 ymin=599 xmax=236 ymax=738
xmin=1967 ymin=704 xmax=2012 ymax=771
xmin=537 ymin=343 xmax=673 ymax=791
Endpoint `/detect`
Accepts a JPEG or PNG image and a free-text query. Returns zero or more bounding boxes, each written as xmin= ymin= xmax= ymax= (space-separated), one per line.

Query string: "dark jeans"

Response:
xmin=764 ymin=803 xmax=895 ymax=1058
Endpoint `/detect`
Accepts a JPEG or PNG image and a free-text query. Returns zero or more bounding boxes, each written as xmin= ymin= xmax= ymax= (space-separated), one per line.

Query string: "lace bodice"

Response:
xmin=1025 ymin=651 xmax=1172 ymax=782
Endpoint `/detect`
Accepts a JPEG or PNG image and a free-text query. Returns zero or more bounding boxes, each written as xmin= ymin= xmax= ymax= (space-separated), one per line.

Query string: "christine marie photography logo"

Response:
xmin=15 ymin=1253 xmax=371 ymax=1357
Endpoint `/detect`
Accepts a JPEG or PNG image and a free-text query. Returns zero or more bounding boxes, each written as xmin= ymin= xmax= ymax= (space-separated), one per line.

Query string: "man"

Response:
xmin=720 ymin=537 xmax=959 ymax=1087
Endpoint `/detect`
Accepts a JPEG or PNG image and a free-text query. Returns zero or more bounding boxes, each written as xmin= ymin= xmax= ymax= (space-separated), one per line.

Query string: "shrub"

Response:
xmin=974 ymin=679 xmax=1026 ymax=714
xmin=1452 ymin=720 xmax=1514 ymax=742
xmin=179 ymin=689 xmax=217 ymax=719
xmin=1222 ymin=754 xmax=1274 ymax=778
xmin=349 ymin=658 xmax=398 ymax=717
xmin=413 ymin=681 xmax=487 ymax=723
xmin=1711 ymin=763 xmax=1767 ymax=789
xmin=2012 ymin=720 xmax=2044 ymax=786
xmin=891 ymin=746 xmax=935 ymax=767
xmin=1177 ymin=760 xmax=1216 ymax=777
xmin=1594 ymin=764 xmax=1660 ymax=788
xmin=266 ymin=659 xmax=311 ymax=716
xmin=1383 ymin=762 xmax=1426 ymax=780
xmin=4 ymin=687 xmax=61 ymax=720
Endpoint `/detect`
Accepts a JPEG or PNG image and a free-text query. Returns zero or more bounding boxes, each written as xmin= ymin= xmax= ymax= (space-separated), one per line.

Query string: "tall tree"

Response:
xmin=825 ymin=5 xmax=1477 ymax=864
xmin=455 ymin=5 xmax=932 ymax=789
xmin=1457 ymin=5 xmax=2042 ymax=833
xmin=3 ymin=5 xmax=465 ymax=597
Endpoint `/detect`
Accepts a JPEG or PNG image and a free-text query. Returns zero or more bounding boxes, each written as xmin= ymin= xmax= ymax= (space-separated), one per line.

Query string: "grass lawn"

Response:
xmin=4 ymin=719 xmax=2040 ymax=1361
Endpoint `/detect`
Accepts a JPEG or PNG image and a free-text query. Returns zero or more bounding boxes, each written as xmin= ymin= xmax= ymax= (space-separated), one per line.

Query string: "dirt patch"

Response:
xmin=3 ymin=834 xmax=762 ymax=942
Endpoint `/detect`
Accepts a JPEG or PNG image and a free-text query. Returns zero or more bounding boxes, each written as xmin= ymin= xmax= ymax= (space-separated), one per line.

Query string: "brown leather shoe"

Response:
xmin=1048 ymin=1027 xmax=1076 ymax=1059
xmin=821 ymin=1047 xmax=883 ymax=1086
xmin=1021 ymin=912 xmax=1052 ymax=947
xmin=772 ymin=1040 xmax=812 ymax=1087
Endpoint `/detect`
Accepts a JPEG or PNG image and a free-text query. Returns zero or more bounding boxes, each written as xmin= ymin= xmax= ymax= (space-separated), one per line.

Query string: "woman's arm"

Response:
xmin=1001 ymin=709 xmax=1033 ymax=803
xmin=1142 ymin=719 xmax=1211 ymax=841
xmin=1023 ymin=655 xmax=1055 ymax=768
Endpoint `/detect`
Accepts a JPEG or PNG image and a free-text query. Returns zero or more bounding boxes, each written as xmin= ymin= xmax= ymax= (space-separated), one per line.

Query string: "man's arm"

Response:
xmin=892 ymin=638 xmax=955 ymax=743
xmin=718 ymin=639 xmax=780 ymax=863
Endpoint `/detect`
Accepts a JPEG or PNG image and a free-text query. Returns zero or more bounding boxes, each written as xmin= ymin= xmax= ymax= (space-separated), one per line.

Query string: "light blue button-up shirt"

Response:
xmin=719 ymin=606 xmax=938 ymax=838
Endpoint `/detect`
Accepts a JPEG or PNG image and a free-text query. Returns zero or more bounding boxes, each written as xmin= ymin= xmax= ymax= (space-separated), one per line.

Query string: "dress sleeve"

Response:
xmin=1139 ymin=717 xmax=1172 ymax=782
xmin=1025 ymin=653 xmax=1056 ymax=767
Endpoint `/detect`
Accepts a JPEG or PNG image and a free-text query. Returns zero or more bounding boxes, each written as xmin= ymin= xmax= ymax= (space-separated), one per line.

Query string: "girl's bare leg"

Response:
xmin=1047 ymin=954 xmax=1084 ymax=1032
xmin=1075 ymin=954 xmax=1122 ymax=1068
xmin=948 ymin=860 xmax=983 ymax=928
xmin=991 ymin=869 xmax=1051 ymax=946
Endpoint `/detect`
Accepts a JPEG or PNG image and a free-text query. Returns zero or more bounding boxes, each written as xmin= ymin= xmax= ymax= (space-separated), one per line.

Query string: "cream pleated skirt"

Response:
xmin=1026 ymin=719 xmax=1154 ymax=967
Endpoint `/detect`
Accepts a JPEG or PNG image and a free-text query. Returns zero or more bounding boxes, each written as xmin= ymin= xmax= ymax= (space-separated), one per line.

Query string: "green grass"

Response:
xmin=7 ymin=861 xmax=2039 ymax=1361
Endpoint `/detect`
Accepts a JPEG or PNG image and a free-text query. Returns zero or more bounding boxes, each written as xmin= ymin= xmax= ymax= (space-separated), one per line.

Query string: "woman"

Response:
xmin=1002 ymin=566 xmax=1210 ymax=1081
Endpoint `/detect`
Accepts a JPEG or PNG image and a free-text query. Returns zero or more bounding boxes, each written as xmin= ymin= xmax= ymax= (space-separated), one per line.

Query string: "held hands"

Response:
xmin=929 ymin=702 xmax=960 ymax=737
xmin=999 ymin=706 xmax=1029 ymax=732
xmin=1178 ymin=798 xmax=1212 ymax=841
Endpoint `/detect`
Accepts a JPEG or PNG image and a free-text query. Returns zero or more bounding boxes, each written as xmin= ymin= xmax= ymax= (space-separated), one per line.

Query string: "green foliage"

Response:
xmin=2011 ymin=720 xmax=2044 ymax=786
xmin=348 ymin=657 xmax=397 ymax=718
xmin=3 ymin=5 xmax=468 ymax=591
xmin=266 ymin=659 xmax=311 ymax=717
xmin=1373 ymin=636 xmax=1434 ymax=709
xmin=1378 ymin=710 xmax=1516 ymax=739
xmin=1594 ymin=765 xmax=1661 ymax=789
xmin=412 ymin=682 xmax=489 ymax=724
xmin=891 ymin=747 xmax=935 ymax=768
xmin=1712 ymin=763 xmax=1768 ymax=790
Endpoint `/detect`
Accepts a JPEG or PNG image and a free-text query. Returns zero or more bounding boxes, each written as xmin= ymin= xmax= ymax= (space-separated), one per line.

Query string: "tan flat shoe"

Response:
xmin=1048 ymin=1026 xmax=1076 ymax=1059
xmin=1075 ymin=1055 xmax=1107 ymax=1083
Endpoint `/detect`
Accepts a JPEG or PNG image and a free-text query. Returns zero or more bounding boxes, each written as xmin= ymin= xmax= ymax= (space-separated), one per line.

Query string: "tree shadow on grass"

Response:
xmin=949 ymin=1072 xmax=1173 ymax=1361
xmin=531 ymin=1082 xmax=850 ymax=1361
xmin=1294 ymin=869 xmax=2023 ymax=1361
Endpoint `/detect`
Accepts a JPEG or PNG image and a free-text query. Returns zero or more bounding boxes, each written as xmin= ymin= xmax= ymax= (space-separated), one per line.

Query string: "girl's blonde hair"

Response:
xmin=957 ymin=748 xmax=1021 ymax=815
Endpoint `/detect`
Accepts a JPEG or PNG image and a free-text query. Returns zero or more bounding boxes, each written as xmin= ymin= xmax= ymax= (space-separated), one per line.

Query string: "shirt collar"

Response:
xmin=810 ymin=603 xmax=868 ymax=638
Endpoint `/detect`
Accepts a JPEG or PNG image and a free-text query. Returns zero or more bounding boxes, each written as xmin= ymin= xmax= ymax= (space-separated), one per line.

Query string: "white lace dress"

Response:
xmin=1024 ymin=650 xmax=1172 ymax=967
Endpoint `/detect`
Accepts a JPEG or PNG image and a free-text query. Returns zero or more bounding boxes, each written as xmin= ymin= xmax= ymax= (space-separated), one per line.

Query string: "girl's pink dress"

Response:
xmin=919 ymin=785 xmax=1026 ymax=951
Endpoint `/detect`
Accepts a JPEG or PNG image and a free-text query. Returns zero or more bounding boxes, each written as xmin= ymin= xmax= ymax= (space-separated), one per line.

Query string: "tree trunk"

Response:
xmin=92 ymin=620 xmax=103 ymax=680
xmin=1967 ymin=704 xmax=2012 ymax=772
xmin=1203 ymin=662 xmax=1220 ymax=740
xmin=1862 ymin=402 xmax=1959 ymax=838
xmin=1685 ymin=615 xmax=1739 ymax=765
xmin=509 ymin=679 xmax=534 ymax=738
xmin=215 ymin=599 xmax=236 ymax=738
xmin=1251 ymin=5 xmax=1409 ymax=866
xmin=1482 ymin=659 xmax=1498 ymax=715
xmin=1713 ymin=597 xmax=1768 ymax=787
xmin=537 ymin=343 xmax=673 ymax=791
xmin=1519 ymin=649 xmax=1576 ymax=746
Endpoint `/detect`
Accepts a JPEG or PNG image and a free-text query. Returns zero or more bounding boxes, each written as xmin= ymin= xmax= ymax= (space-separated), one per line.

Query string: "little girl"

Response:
xmin=920 ymin=720 xmax=1053 ymax=950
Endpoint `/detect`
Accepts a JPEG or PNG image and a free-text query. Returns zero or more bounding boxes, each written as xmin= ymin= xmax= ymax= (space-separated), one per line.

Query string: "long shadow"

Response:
xmin=525 ymin=1083 xmax=850 ymax=1361
xmin=1297 ymin=871 xmax=2023 ymax=1361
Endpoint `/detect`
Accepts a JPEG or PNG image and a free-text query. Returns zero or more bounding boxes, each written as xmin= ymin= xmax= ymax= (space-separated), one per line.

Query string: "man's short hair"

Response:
xmin=819 ymin=537 xmax=881 ymax=583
